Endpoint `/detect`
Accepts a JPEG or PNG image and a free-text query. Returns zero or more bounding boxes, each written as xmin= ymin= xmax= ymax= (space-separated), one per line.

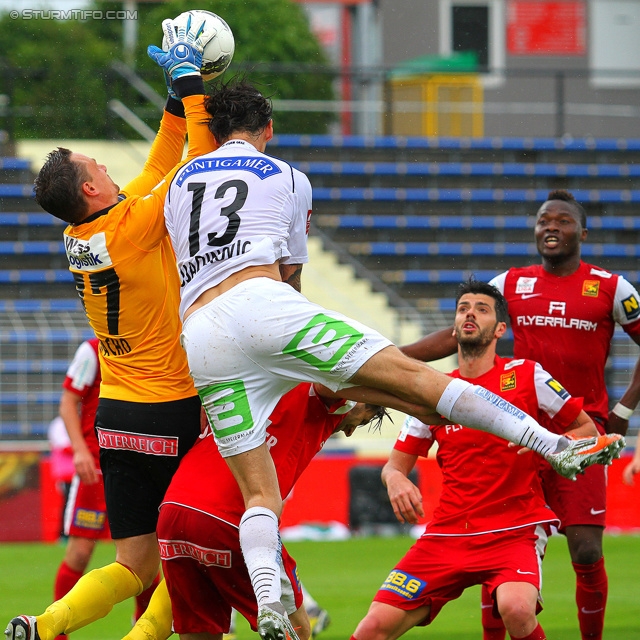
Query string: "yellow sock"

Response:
xmin=122 ymin=579 xmax=173 ymax=640
xmin=36 ymin=563 xmax=143 ymax=640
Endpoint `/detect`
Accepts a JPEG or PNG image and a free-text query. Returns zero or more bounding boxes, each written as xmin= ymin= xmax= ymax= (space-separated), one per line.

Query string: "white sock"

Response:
xmin=301 ymin=583 xmax=318 ymax=609
xmin=239 ymin=506 xmax=282 ymax=607
xmin=436 ymin=378 xmax=567 ymax=457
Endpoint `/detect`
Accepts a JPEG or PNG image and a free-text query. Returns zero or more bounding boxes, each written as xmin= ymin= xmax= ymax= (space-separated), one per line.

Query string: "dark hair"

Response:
xmin=544 ymin=189 xmax=587 ymax=228
xmin=365 ymin=405 xmax=391 ymax=434
xmin=34 ymin=147 xmax=89 ymax=223
xmin=455 ymin=277 xmax=508 ymax=324
xmin=204 ymin=80 xmax=273 ymax=145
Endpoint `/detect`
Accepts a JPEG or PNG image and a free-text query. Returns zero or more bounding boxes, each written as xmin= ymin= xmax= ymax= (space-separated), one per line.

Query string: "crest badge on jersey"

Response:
xmin=500 ymin=370 xmax=517 ymax=392
xmin=582 ymin=280 xmax=600 ymax=297
xmin=515 ymin=277 xmax=537 ymax=294
xmin=622 ymin=294 xmax=640 ymax=320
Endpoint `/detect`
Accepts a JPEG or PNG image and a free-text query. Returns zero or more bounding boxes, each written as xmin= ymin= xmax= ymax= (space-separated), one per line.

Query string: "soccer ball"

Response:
xmin=162 ymin=9 xmax=235 ymax=81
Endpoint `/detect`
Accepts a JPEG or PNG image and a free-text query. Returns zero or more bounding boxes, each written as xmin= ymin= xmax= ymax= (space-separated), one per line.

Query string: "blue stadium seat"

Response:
xmin=0 ymin=329 xmax=93 ymax=342
xmin=0 ymin=422 xmax=48 ymax=437
xmin=0 ymin=241 xmax=64 ymax=255
xmin=0 ymin=360 xmax=69 ymax=374
xmin=313 ymin=187 xmax=640 ymax=203
xmin=381 ymin=269 xmax=640 ymax=284
xmin=0 ymin=269 xmax=72 ymax=283
xmin=348 ymin=242 xmax=640 ymax=258
xmin=271 ymin=134 xmax=640 ymax=152
xmin=0 ymin=213 xmax=64 ymax=226
xmin=0 ymin=299 xmax=82 ymax=312
xmin=295 ymin=161 xmax=640 ymax=179
xmin=0 ymin=184 xmax=35 ymax=197
xmin=0 ymin=158 xmax=30 ymax=170
xmin=315 ymin=214 xmax=640 ymax=231
xmin=0 ymin=392 xmax=62 ymax=404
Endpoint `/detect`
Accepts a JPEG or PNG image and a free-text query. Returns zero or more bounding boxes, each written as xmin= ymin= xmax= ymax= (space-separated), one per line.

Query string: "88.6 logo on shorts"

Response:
xmin=380 ymin=570 xmax=426 ymax=600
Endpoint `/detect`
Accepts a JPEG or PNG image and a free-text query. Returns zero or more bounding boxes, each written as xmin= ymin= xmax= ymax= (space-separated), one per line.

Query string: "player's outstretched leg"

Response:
xmin=545 ymin=434 xmax=625 ymax=480
xmin=257 ymin=602 xmax=300 ymax=640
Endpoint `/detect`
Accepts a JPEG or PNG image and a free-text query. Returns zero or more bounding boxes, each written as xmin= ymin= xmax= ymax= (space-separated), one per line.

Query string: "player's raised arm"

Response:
xmin=400 ymin=326 xmax=458 ymax=362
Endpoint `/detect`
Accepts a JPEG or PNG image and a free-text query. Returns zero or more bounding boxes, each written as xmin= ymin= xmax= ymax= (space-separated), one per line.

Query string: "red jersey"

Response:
xmin=395 ymin=356 xmax=582 ymax=536
xmin=162 ymin=384 xmax=346 ymax=526
xmin=62 ymin=338 xmax=101 ymax=460
xmin=491 ymin=262 xmax=640 ymax=426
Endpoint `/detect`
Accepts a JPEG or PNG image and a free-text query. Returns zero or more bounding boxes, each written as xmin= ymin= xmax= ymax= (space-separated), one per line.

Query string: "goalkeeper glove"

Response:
xmin=147 ymin=16 xmax=206 ymax=81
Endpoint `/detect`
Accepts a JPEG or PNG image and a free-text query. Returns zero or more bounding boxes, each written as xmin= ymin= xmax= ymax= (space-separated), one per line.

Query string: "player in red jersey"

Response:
xmin=352 ymin=280 xmax=599 ymax=640
xmin=53 ymin=339 xmax=159 ymax=638
xmin=486 ymin=190 xmax=640 ymax=640
xmin=155 ymin=382 xmax=384 ymax=640
xmin=402 ymin=190 xmax=640 ymax=640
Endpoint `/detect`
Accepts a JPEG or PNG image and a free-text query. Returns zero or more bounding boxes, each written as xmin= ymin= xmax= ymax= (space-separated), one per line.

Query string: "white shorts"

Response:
xmin=181 ymin=277 xmax=392 ymax=457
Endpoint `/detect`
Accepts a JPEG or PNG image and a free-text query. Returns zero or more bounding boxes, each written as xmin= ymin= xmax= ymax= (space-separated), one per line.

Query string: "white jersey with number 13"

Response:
xmin=164 ymin=139 xmax=312 ymax=319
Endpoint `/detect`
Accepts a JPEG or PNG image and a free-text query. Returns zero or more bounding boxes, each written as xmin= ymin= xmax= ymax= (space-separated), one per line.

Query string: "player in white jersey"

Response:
xmin=162 ymin=83 xmax=624 ymax=640
xmin=165 ymin=124 xmax=311 ymax=320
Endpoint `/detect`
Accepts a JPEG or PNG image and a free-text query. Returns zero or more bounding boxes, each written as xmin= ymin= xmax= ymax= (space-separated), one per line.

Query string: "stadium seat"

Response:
xmin=346 ymin=242 xmax=640 ymax=259
xmin=295 ymin=161 xmax=640 ymax=179
xmin=271 ymin=134 xmax=640 ymax=152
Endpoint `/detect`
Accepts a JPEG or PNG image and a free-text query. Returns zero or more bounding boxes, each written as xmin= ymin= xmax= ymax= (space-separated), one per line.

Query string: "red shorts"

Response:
xmin=63 ymin=473 xmax=111 ymax=540
xmin=539 ymin=462 xmax=607 ymax=531
xmin=373 ymin=527 xmax=545 ymax=625
xmin=157 ymin=503 xmax=304 ymax=635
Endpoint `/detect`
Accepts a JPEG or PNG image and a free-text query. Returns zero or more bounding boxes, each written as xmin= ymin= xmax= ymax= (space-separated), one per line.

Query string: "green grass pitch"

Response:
xmin=1 ymin=534 xmax=639 ymax=639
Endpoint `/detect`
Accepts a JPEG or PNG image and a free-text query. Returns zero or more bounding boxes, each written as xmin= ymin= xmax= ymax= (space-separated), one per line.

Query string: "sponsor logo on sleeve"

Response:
xmin=582 ymin=280 xmax=600 ymax=297
xmin=545 ymin=378 xmax=569 ymax=400
xmin=622 ymin=294 xmax=640 ymax=321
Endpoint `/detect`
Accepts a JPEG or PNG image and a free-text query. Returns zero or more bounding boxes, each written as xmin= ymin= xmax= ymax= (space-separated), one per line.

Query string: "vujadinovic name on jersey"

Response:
xmin=179 ymin=238 xmax=252 ymax=287
xmin=176 ymin=156 xmax=283 ymax=187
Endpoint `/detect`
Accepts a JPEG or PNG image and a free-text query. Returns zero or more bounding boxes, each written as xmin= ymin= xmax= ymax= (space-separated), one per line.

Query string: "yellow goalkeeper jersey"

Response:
xmin=64 ymin=96 xmax=217 ymax=402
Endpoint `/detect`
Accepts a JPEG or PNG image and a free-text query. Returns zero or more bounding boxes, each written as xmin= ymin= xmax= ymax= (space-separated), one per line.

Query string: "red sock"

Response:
xmin=54 ymin=560 xmax=84 ymax=600
xmin=510 ymin=622 xmax=546 ymax=639
xmin=481 ymin=584 xmax=506 ymax=640
xmin=573 ymin=556 xmax=607 ymax=640
xmin=54 ymin=561 xmax=84 ymax=640
xmin=134 ymin=572 xmax=161 ymax=621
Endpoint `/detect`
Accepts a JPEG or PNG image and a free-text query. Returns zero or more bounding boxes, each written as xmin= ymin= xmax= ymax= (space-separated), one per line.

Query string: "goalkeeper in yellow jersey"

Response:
xmin=6 ymin=18 xmax=216 ymax=640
